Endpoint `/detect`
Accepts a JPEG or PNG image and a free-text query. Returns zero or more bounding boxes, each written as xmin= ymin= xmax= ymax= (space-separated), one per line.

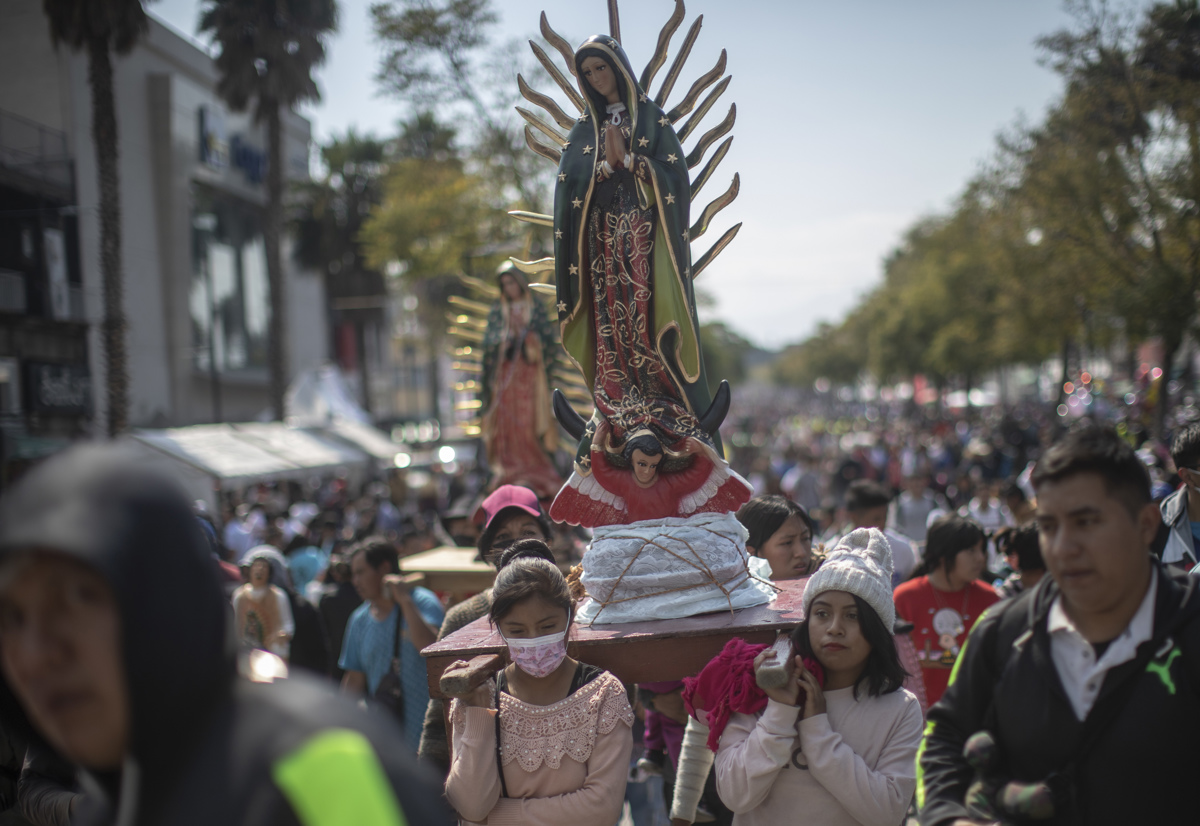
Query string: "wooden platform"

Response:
xmin=422 ymin=576 xmax=809 ymax=698
xmin=399 ymin=546 xmax=495 ymax=605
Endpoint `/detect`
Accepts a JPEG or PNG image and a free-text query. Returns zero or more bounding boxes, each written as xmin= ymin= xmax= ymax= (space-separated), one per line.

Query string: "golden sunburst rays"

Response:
xmin=607 ymin=0 xmax=622 ymax=46
xmin=510 ymin=0 xmax=742 ymax=281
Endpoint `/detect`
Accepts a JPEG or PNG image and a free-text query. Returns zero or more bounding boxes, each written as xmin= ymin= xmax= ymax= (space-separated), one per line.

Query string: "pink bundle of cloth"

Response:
xmin=682 ymin=636 xmax=824 ymax=751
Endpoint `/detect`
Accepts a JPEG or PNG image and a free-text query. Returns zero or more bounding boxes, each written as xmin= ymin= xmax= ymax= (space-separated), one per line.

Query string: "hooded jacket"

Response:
xmin=0 ymin=444 xmax=452 ymax=826
xmin=917 ymin=559 xmax=1200 ymax=826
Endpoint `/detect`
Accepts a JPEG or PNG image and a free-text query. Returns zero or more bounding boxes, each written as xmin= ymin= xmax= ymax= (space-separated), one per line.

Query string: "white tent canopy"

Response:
xmin=321 ymin=419 xmax=403 ymax=462
xmin=124 ymin=422 xmax=381 ymax=514
xmin=124 ymin=367 xmax=406 ymax=514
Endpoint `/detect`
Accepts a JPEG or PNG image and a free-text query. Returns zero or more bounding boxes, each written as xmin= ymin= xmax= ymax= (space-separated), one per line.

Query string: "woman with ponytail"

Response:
xmin=444 ymin=539 xmax=634 ymax=825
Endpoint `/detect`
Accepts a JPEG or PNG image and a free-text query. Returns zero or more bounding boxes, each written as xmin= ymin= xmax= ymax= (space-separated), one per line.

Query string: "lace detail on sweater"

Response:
xmin=455 ymin=670 xmax=633 ymax=772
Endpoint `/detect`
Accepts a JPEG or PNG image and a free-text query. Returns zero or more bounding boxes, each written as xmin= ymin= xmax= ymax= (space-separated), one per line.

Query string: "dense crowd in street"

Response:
xmin=0 ymin=398 xmax=1195 ymax=825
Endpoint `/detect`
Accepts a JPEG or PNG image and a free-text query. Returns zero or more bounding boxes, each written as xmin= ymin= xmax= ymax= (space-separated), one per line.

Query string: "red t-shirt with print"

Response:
xmin=893 ymin=576 xmax=999 ymax=706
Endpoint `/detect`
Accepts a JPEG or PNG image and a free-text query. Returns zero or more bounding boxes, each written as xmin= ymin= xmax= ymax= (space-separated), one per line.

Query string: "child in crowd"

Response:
xmin=710 ymin=529 xmax=924 ymax=825
xmin=444 ymin=539 xmax=634 ymax=825
xmin=893 ymin=514 xmax=999 ymax=706
xmin=992 ymin=523 xmax=1046 ymax=599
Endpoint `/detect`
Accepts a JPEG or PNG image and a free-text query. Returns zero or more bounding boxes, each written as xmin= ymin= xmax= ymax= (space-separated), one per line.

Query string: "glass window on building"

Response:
xmin=190 ymin=184 xmax=270 ymax=373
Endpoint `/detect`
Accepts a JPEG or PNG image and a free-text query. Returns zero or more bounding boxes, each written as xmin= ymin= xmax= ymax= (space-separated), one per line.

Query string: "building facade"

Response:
xmin=0 ymin=1 xmax=328 ymax=483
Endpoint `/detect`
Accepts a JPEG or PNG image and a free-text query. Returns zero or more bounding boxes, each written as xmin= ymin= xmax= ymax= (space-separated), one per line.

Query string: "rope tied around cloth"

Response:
xmin=577 ymin=525 xmax=777 ymax=625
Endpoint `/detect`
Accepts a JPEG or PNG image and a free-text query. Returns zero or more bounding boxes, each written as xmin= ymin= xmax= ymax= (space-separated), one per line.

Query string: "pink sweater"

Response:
xmin=445 ymin=670 xmax=634 ymax=826
xmin=715 ymin=688 xmax=923 ymax=826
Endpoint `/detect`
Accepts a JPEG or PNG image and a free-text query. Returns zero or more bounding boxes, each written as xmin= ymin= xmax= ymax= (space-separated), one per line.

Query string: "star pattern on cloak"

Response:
xmin=667 ymin=153 xmax=678 ymax=163
xmin=555 ymin=229 xmax=563 ymax=239
xmin=563 ymin=141 xmax=571 ymax=150
xmin=572 ymin=197 xmax=583 ymax=209
xmin=579 ymin=455 xmax=592 ymax=469
xmin=558 ymin=172 xmax=566 ymax=181
xmin=683 ymin=229 xmax=690 ymax=240
xmin=580 ymin=112 xmax=589 ymax=122
xmin=557 ymin=301 xmax=568 ymax=313
xmin=638 ymin=136 xmax=649 ymax=148
xmin=665 ymin=193 xmax=676 ymax=204
xmin=569 ymin=264 xmax=579 ymax=275
xmin=659 ymin=116 xmax=670 ymax=126
xmin=639 ymin=93 xmax=647 ymax=103
xmin=583 ymin=145 xmax=593 ymax=155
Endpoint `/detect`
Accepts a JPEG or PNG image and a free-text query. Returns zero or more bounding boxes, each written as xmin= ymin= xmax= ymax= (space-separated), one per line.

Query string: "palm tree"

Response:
xmin=199 ymin=0 xmax=339 ymax=420
xmin=41 ymin=0 xmax=149 ymax=437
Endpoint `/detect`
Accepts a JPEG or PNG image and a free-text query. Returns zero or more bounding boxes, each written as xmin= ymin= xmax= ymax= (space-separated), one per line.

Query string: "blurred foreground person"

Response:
xmin=0 ymin=444 xmax=452 ymax=826
xmin=918 ymin=427 xmax=1200 ymax=825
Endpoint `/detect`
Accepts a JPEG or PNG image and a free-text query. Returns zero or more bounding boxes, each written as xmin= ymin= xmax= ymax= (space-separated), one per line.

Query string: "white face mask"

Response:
xmin=502 ymin=629 xmax=568 ymax=678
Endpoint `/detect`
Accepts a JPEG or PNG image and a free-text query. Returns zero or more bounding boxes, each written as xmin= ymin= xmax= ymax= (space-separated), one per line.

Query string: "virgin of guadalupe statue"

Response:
xmin=479 ymin=263 xmax=563 ymax=500
xmin=547 ymin=35 xmax=749 ymax=528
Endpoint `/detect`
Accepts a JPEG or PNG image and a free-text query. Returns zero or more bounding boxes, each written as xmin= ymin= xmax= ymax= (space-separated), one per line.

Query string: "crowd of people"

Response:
xmin=0 ymin=405 xmax=1196 ymax=825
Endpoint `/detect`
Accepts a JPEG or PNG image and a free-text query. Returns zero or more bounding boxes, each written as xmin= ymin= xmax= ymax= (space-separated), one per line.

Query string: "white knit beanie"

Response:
xmin=801 ymin=527 xmax=895 ymax=629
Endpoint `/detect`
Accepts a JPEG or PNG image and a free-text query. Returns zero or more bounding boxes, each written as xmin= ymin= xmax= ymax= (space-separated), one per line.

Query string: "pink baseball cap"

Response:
xmin=478 ymin=485 xmax=542 ymax=528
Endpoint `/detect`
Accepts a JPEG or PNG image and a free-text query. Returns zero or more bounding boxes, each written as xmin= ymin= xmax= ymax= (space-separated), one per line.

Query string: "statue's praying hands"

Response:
xmin=605 ymin=120 xmax=627 ymax=171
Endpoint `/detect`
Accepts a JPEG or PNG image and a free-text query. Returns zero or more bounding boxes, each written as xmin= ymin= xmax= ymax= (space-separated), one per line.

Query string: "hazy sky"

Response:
xmin=150 ymin=0 xmax=1144 ymax=349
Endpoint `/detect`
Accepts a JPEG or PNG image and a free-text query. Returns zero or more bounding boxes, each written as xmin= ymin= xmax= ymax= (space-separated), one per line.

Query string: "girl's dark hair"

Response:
xmin=498 ymin=538 xmax=556 ymax=569
xmin=489 ymin=539 xmax=573 ymax=625
xmin=476 ymin=506 xmax=553 ymax=566
xmin=914 ymin=514 xmax=986 ymax=578
xmin=736 ymin=495 xmax=816 ymax=552
xmin=576 ymin=47 xmax=630 ymax=115
xmin=997 ymin=523 xmax=1044 ymax=573
xmin=791 ymin=594 xmax=906 ymax=699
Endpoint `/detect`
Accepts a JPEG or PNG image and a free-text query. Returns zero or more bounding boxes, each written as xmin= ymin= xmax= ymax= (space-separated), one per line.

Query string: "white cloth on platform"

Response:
xmin=576 ymin=512 xmax=775 ymax=624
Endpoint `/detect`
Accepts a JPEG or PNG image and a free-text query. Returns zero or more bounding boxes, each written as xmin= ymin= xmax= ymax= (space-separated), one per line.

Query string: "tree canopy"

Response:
xmin=777 ymin=0 xmax=1200 ymax=430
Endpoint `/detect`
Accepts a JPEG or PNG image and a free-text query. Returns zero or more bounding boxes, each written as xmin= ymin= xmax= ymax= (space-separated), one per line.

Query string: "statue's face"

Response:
xmin=499 ymin=273 xmax=522 ymax=301
xmin=631 ymin=449 xmax=661 ymax=486
xmin=581 ymin=56 xmax=618 ymax=102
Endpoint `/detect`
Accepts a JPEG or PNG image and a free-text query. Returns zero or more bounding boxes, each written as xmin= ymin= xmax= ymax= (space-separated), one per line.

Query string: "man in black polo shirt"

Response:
xmin=917 ymin=426 xmax=1200 ymax=825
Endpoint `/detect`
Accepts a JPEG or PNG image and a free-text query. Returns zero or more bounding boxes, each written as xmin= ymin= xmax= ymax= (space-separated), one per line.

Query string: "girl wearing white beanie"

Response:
xmin=714 ymin=528 xmax=924 ymax=826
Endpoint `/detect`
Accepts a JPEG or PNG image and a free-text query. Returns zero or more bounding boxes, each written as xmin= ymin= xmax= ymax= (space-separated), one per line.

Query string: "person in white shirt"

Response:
xmin=837 ymin=480 xmax=918 ymax=586
xmin=714 ymin=529 xmax=923 ymax=826
xmin=888 ymin=473 xmax=943 ymax=544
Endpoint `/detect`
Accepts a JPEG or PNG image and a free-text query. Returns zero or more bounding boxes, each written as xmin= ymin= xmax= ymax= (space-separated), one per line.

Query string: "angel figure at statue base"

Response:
xmin=550 ymin=417 xmax=751 ymax=528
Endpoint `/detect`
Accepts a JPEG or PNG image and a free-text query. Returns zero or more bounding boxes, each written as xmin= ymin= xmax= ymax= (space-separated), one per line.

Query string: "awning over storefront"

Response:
xmin=123 ymin=420 xmax=399 ymax=511
xmin=320 ymin=418 xmax=403 ymax=462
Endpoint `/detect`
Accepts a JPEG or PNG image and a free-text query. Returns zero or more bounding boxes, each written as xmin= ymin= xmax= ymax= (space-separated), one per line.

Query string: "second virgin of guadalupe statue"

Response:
xmin=547 ymin=35 xmax=749 ymax=528
xmin=479 ymin=262 xmax=563 ymax=500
